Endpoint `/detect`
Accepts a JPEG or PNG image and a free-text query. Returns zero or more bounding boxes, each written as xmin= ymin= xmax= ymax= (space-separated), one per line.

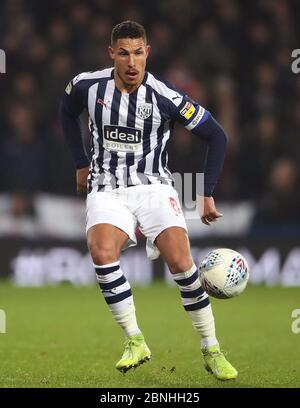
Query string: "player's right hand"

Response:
xmin=197 ymin=195 xmax=223 ymax=226
xmin=76 ymin=166 xmax=89 ymax=195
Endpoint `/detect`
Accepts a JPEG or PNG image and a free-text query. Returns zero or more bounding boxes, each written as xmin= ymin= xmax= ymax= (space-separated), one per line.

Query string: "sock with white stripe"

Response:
xmin=172 ymin=264 xmax=218 ymax=349
xmin=94 ymin=261 xmax=141 ymax=337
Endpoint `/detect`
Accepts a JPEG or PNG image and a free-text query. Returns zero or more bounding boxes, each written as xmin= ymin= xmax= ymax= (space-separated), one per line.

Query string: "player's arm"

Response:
xmin=192 ymin=112 xmax=227 ymax=226
xmin=173 ymin=99 xmax=228 ymax=225
xmin=60 ymin=78 xmax=90 ymax=195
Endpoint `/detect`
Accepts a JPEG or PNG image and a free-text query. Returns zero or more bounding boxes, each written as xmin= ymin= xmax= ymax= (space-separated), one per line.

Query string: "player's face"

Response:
xmin=109 ymin=37 xmax=150 ymax=90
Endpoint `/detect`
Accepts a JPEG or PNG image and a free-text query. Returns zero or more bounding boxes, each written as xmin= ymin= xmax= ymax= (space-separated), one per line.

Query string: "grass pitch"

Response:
xmin=0 ymin=281 xmax=299 ymax=388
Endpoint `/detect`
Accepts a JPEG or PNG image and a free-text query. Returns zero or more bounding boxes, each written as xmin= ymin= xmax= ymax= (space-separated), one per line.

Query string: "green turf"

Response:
xmin=0 ymin=281 xmax=299 ymax=388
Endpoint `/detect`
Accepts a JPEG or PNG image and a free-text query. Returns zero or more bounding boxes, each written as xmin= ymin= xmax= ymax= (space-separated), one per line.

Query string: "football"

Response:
xmin=199 ymin=248 xmax=249 ymax=299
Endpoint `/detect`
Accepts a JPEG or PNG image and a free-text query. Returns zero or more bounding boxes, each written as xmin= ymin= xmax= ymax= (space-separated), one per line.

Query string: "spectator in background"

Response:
xmin=28 ymin=37 xmax=49 ymax=69
xmin=0 ymin=104 xmax=49 ymax=216
xmin=165 ymin=57 xmax=207 ymax=104
xmin=253 ymin=62 xmax=278 ymax=116
xmin=246 ymin=20 xmax=273 ymax=63
xmin=237 ymin=114 xmax=282 ymax=200
xmin=42 ymin=53 xmax=74 ymax=122
xmin=211 ymin=76 xmax=239 ymax=199
xmin=9 ymin=72 xmax=42 ymax=125
xmin=285 ymin=103 xmax=300 ymax=166
xmin=214 ymin=0 xmax=242 ymax=50
xmin=187 ymin=21 xmax=235 ymax=80
xmin=250 ymin=158 xmax=300 ymax=236
xmin=88 ymin=16 xmax=113 ymax=68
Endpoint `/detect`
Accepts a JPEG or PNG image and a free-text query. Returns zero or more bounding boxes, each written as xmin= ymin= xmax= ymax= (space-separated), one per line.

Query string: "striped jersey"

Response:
xmin=62 ymin=67 xmax=210 ymax=193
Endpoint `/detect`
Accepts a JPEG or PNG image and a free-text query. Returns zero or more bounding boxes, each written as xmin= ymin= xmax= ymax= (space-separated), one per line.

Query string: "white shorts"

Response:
xmin=86 ymin=184 xmax=187 ymax=260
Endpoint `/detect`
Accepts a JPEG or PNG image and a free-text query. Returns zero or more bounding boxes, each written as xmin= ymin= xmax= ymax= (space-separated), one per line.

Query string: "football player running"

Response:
xmin=61 ymin=21 xmax=237 ymax=380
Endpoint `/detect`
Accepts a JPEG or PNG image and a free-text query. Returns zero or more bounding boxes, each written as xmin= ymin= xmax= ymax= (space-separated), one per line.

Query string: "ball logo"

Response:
xmin=137 ymin=103 xmax=152 ymax=119
xmin=225 ymin=256 xmax=248 ymax=288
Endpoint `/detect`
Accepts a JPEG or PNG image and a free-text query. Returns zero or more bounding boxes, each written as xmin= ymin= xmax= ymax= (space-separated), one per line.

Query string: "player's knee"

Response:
xmin=168 ymin=257 xmax=194 ymax=275
xmin=88 ymin=242 xmax=119 ymax=265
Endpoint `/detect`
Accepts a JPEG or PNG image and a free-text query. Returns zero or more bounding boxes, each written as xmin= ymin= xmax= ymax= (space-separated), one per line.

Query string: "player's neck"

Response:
xmin=114 ymin=70 xmax=143 ymax=94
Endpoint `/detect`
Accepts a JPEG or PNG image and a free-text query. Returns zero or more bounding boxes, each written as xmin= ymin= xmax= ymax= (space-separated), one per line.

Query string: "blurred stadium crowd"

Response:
xmin=1 ymin=0 xmax=300 ymax=232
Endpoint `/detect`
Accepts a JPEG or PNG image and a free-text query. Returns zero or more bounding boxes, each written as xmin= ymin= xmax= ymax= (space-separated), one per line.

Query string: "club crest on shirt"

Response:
xmin=137 ymin=103 xmax=152 ymax=119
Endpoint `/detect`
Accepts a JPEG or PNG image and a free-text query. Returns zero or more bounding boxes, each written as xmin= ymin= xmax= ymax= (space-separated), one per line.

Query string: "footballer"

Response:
xmin=60 ymin=21 xmax=237 ymax=380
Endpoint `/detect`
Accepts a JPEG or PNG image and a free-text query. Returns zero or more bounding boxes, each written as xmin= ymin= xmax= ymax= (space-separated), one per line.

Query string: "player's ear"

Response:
xmin=108 ymin=46 xmax=115 ymax=61
xmin=146 ymin=45 xmax=151 ymax=58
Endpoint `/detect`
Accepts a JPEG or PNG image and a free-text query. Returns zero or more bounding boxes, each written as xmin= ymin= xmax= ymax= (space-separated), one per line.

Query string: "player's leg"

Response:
xmin=155 ymin=226 xmax=237 ymax=380
xmin=86 ymin=188 xmax=152 ymax=372
xmin=154 ymin=227 xmax=216 ymax=344
xmin=135 ymin=184 xmax=237 ymax=380
xmin=88 ymin=223 xmax=143 ymax=338
xmin=87 ymin=223 xmax=151 ymax=372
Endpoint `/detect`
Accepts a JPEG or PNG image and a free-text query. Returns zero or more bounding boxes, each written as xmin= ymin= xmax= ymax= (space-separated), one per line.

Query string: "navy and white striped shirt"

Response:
xmin=61 ymin=67 xmax=227 ymax=196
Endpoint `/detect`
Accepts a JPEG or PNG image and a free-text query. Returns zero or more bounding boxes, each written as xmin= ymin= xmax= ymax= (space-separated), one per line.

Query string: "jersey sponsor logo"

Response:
xmin=65 ymin=81 xmax=72 ymax=95
xmin=180 ymin=102 xmax=196 ymax=120
xmin=137 ymin=103 xmax=152 ymax=119
xmin=103 ymin=125 xmax=143 ymax=152
xmin=185 ymin=106 xmax=206 ymax=130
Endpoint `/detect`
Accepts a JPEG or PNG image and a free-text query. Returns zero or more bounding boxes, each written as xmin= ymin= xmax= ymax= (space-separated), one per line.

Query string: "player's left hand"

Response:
xmin=76 ymin=166 xmax=89 ymax=195
xmin=197 ymin=196 xmax=223 ymax=226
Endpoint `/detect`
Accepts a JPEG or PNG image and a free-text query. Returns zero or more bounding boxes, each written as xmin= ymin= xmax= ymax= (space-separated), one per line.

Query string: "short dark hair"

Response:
xmin=111 ymin=21 xmax=147 ymax=45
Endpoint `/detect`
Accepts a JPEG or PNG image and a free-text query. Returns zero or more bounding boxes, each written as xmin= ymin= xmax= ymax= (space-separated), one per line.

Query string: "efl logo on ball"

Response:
xmin=199 ymin=248 xmax=249 ymax=299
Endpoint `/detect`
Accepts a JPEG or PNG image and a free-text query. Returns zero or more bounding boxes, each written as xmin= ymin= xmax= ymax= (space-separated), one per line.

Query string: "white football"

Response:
xmin=199 ymin=248 xmax=249 ymax=299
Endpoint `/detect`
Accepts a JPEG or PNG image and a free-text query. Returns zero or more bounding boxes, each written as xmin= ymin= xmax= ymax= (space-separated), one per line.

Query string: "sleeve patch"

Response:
xmin=65 ymin=81 xmax=73 ymax=95
xmin=180 ymin=102 xmax=196 ymax=120
xmin=185 ymin=106 xmax=206 ymax=130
